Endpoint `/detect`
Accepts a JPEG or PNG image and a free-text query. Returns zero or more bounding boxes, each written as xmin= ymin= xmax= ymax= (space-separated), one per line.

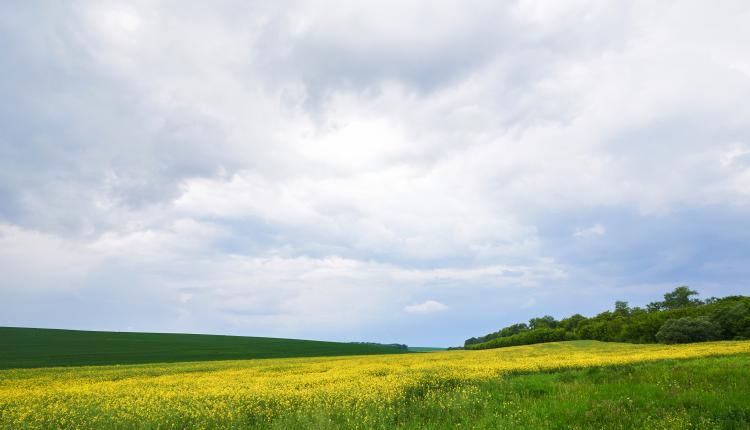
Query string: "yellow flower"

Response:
xmin=1 ymin=340 xmax=748 ymax=429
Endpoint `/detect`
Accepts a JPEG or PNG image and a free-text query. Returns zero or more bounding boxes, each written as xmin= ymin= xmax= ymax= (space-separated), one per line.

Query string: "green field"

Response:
xmin=407 ymin=346 xmax=445 ymax=352
xmin=2 ymin=339 xmax=749 ymax=429
xmin=276 ymin=354 xmax=750 ymax=429
xmin=0 ymin=326 xmax=407 ymax=369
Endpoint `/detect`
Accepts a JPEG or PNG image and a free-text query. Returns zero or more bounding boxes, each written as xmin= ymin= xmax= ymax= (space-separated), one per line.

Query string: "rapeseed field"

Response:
xmin=1 ymin=340 xmax=749 ymax=429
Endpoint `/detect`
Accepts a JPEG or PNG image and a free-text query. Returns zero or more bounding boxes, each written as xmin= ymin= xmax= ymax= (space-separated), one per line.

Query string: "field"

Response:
xmin=0 ymin=327 xmax=406 ymax=369
xmin=1 ymin=340 xmax=749 ymax=429
xmin=407 ymin=347 xmax=446 ymax=352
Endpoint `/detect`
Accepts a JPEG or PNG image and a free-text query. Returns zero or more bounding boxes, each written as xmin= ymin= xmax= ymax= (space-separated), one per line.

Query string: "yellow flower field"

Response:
xmin=1 ymin=340 xmax=749 ymax=429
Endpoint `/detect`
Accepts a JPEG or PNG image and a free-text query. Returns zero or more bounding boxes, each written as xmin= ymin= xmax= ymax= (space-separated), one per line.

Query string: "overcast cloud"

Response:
xmin=1 ymin=1 xmax=749 ymax=346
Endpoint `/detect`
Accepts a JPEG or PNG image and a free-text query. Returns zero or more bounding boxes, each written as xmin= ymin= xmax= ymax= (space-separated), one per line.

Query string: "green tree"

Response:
xmin=559 ymin=314 xmax=587 ymax=331
xmin=661 ymin=286 xmax=701 ymax=310
xmin=528 ymin=315 xmax=558 ymax=330
xmin=655 ymin=316 xmax=720 ymax=344
xmin=614 ymin=300 xmax=631 ymax=317
xmin=711 ymin=303 xmax=750 ymax=339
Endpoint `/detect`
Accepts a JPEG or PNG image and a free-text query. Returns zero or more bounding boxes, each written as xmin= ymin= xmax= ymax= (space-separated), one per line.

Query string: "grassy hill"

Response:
xmin=0 ymin=326 xmax=407 ymax=369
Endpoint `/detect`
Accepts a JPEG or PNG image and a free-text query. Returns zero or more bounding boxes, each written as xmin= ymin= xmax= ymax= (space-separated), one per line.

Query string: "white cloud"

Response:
xmin=2 ymin=1 xmax=750 ymax=345
xmin=404 ymin=300 xmax=448 ymax=314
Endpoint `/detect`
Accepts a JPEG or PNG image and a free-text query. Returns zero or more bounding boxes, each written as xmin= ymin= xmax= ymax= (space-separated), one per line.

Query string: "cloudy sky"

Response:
xmin=2 ymin=1 xmax=749 ymax=346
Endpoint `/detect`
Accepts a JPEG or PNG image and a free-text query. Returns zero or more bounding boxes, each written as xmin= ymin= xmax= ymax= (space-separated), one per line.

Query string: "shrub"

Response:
xmin=655 ymin=316 xmax=721 ymax=344
xmin=466 ymin=328 xmax=575 ymax=350
xmin=711 ymin=303 xmax=750 ymax=339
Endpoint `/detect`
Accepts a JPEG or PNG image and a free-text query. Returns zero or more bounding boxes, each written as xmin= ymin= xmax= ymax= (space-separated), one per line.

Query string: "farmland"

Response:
xmin=1 ymin=340 xmax=749 ymax=429
xmin=0 ymin=327 xmax=406 ymax=369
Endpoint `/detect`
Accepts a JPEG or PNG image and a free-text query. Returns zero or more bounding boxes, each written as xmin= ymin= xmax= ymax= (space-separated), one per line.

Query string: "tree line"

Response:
xmin=464 ymin=287 xmax=750 ymax=350
xmin=350 ymin=342 xmax=409 ymax=350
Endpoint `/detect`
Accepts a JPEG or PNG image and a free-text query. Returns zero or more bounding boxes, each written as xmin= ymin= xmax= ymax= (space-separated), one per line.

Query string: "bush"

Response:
xmin=655 ymin=316 xmax=721 ymax=344
xmin=711 ymin=303 xmax=750 ymax=339
xmin=466 ymin=328 xmax=575 ymax=350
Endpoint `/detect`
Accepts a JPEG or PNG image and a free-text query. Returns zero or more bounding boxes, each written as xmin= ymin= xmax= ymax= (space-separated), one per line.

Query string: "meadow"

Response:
xmin=1 ymin=340 xmax=749 ymax=429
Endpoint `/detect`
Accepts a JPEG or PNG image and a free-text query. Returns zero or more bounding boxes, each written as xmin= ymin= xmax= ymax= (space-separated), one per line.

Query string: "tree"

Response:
xmin=661 ymin=286 xmax=701 ymax=310
xmin=498 ymin=323 xmax=529 ymax=337
xmin=703 ymin=297 xmax=720 ymax=305
xmin=528 ymin=315 xmax=558 ymax=330
xmin=466 ymin=327 xmax=573 ymax=350
xmin=464 ymin=337 xmax=480 ymax=346
xmin=711 ymin=303 xmax=750 ymax=339
xmin=461 ymin=288 xmax=749 ymax=350
xmin=614 ymin=300 xmax=631 ymax=317
xmin=655 ymin=316 xmax=720 ymax=344
xmin=560 ymin=314 xmax=587 ymax=331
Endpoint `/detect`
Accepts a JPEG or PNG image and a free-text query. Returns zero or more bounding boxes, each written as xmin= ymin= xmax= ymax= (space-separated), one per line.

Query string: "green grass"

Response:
xmin=1 ymin=339 xmax=748 ymax=429
xmin=277 ymin=353 xmax=750 ymax=429
xmin=407 ymin=346 xmax=445 ymax=352
xmin=0 ymin=326 xmax=407 ymax=369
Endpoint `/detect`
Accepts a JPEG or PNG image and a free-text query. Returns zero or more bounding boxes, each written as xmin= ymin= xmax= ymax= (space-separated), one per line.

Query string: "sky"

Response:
xmin=1 ymin=1 xmax=749 ymax=347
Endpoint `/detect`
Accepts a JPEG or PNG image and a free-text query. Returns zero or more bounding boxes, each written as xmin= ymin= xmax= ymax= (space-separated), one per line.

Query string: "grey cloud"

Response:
xmin=0 ymin=2 xmax=249 ymax=234
xmin=251 ymin=1 xmax=633 ymax=107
